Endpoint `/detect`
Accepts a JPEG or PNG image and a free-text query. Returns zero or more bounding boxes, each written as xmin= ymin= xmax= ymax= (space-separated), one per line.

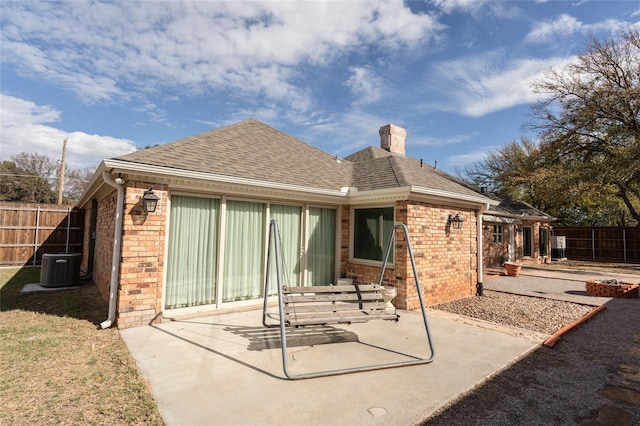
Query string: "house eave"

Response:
xmin=485 ymin=211 xmax=556 ymax=223
xmin=347 ymin=186 xmax=412 ymax=205
xmin=81 ymin=159 xmax=349 ymax=205
xmin=78 ymin=160 xmax=506 ymax=210
xmin=409 ymin=186 xmax=498 ymax=209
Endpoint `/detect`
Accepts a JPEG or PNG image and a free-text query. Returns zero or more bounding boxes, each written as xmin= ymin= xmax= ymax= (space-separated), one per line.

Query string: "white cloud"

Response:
xmin=525 ymin=14 xmax=632 ymax=43
xmin=447 ymin=147 xmax=496 ymax=166
xmin=430 ymin=0 xmax=521 ymax=19
xmin=411 ymin=132 xmax=477 ymax=147
xmin=0 ymin=94 xmax=137 ymax=168
xmin=430 ymin=0 xmax=486 ymax=14
xmin=345 ymin=66 xmax=386 ymax=106
xmin=0 ymin=2 xmax=443 ymax=114
xmin=425 ymin=51 xmax=571 ymax=117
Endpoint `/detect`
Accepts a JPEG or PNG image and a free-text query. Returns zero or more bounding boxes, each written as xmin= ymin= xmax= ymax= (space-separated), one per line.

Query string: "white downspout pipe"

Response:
xmin=100 ymin=172 xmax=124 ymax=329
xmin=476 ymin=204 xmax=490 ymax=296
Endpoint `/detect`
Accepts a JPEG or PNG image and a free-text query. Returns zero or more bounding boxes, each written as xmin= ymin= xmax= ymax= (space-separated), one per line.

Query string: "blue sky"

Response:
xmin=1 ymin=1 xmax=639 ymax=175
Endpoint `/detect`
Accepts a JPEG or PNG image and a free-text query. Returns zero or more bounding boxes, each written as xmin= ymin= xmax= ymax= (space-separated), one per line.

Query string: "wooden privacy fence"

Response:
xmin=553 ymin=227 xmax=640 ymax=263
xmin=0 ymin=202 xmax=84 ymax=266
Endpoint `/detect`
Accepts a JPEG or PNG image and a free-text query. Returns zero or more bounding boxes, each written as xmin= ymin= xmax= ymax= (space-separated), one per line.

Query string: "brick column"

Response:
xmin=117 ymin=182 xmax=168 ymax=328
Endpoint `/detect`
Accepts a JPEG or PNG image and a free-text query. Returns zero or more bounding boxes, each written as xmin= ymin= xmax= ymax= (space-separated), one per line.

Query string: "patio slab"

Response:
xmin=122 ymin=308 xmax=541 ymax=426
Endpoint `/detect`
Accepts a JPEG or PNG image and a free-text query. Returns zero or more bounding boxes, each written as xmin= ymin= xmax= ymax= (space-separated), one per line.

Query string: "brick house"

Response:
xmin=78 ymin=119 xmax=498 ymax=329
xmin=481 ymin=191 xmax=555 ymax=268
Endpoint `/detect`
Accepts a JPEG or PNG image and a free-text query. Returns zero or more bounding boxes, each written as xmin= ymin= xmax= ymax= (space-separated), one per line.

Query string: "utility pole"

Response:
xmin=57 ymin=138 xmax=67 ymax=204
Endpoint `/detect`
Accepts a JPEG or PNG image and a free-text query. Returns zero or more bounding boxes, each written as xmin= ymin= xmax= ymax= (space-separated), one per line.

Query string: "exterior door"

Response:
xmin=523 ymin=227 xmax=532 ymax=257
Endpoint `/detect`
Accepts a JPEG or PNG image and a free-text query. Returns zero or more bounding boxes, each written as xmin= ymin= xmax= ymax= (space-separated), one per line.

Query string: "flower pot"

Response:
xmin=504 ymin=262 xmax=522 ymax=277
xmin=381 ymin=286 xmax=397 ymax=312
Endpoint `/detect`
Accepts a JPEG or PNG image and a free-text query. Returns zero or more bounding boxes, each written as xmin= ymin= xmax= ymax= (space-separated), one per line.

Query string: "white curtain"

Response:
xmin=165 ymin=195 xmax=218 ymax=309
xmin=269 ymin=205 xmax=301 ymax=292
xmin=306 ymin=208 xmax=336 ymax=286
xmin=223 ymin=200 xmax=266 ymax=302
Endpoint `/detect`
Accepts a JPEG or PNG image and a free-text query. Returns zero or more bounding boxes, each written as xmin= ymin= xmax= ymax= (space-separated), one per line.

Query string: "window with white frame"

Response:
xmin=493 ymin=224 xmax=503 ymax=243
xmin=353 ymin=207 xmax=394 ymax=262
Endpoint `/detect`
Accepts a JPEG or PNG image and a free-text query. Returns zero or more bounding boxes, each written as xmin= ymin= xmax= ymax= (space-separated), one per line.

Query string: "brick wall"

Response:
xmin=405 ymin=201 xmax=476 ymax=307
xmin=342 ymin=200 xmax=478 ymax=311
xmin=482 ymin=221 xmax=549 ymax=268
xmin=117 ymin=181 xmax=168 ymax=329
xmin=81 ymin=206 xmax=91 ymax=275
xmin=93 ymin=191 xmax=117 ymax=301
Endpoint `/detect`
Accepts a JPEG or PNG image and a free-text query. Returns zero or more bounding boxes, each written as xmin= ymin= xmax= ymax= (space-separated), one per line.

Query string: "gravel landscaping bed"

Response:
xmin=424 ymin=298 xmax=640 ymax=425
xmin=432 ymin=290 xmax=594 ymax=335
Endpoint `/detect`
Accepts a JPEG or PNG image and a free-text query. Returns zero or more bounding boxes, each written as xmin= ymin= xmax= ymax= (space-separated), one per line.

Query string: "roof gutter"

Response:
xmin=100 ymin=171 xmax=124 ymax=329
xmin=101 ymin=159 xmax=348 ymax=199
xmin=410 ymin=186 xmax=499 ymax=208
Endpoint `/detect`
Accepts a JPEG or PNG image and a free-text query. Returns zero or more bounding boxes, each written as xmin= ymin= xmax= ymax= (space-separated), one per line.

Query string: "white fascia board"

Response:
xmin=485 ymin=211 xmax=556 ymax=222
xmin=77 ymin=161 xmax=109 ymax=208
xmin=347 ymin=186 xmax=412 ymax=205
xmin=482 ymin=214 xmax=524 ymax=224
xmin=102 ymin=159 xmax=348 ymax=200
xmin=410 ymin=186 xmax=499 ymax=208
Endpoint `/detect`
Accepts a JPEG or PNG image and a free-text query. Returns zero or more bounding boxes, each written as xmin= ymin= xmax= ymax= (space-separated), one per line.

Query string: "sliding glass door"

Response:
xmin=269 ymin=205 xmax=302 ymax=291
xmin=223 ymin=200 xmax=266 ymax=302
xmin=166 ymin=195 xmax=337 ymax=309
xmin=306 ymin=207 xmax=336 ymax=286
xmin=165 ymin=195 xmax=219 ymax=309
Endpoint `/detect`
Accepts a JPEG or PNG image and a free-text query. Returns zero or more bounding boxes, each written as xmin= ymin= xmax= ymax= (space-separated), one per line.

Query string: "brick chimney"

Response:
xmin=379 ymin=124 xmax=406 ymax=155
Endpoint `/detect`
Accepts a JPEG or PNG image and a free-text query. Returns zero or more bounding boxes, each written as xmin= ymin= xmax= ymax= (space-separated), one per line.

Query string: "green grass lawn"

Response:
xmin=0 ymin=267 xmax=164 ymax=425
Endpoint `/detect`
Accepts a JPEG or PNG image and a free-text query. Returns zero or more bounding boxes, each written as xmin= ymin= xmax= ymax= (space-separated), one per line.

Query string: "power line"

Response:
xmin=0 ymin=173 xmax=57 ymax=180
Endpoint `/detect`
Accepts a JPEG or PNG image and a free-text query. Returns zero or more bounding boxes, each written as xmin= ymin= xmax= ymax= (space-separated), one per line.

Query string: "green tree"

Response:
xmin=457 ymin=136 xmax=634 ymax=226
xmin=530 ymin=29 xmax=640 ymax=226
xmin=0 ymin=158 xmax=57 ymax=203
xmin=1 ymin=152 xmax=95 ymax=204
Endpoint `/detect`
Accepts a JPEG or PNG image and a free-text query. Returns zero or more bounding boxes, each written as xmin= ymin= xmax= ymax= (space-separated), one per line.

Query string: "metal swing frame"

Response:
xmin=262 ymin=219 xmax=435 ymax=379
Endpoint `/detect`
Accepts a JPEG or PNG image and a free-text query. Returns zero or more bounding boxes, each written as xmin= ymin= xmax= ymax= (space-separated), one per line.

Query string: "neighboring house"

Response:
xmin=481 ymin=191 xmax=555 ymax=268
xmin=78 ymin=119 xmax=498 ymax=329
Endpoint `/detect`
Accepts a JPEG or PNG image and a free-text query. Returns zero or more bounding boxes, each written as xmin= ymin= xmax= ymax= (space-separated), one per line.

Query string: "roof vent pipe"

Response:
xmin=100 ymin=171 xmax=124 ymax=329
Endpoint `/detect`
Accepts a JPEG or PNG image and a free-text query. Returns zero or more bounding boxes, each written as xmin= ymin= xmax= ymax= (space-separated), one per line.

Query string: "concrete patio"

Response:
xmin=122 ymin=307 xmax=542 ymax=425
xmin=120 ymin=264 xmax=640 ymax=425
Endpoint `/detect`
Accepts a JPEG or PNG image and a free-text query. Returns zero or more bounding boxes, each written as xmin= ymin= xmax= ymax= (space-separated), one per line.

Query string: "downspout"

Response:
xmin=476 ymin=204 xmax=489 ymax=296
xmin=100 ymin=172 xmax=125 ymax=329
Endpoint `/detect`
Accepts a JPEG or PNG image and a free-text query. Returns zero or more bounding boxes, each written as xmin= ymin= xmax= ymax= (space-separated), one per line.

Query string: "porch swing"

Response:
xmin=262 ymin=219 xmax=435 ymax=379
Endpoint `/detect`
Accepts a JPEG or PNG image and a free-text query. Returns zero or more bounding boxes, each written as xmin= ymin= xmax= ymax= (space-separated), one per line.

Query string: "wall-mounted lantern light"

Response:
xmin=141 ymin=187 xmax=159 ymax=213
xmin=448 ymin=213 xmax=464 ymax=230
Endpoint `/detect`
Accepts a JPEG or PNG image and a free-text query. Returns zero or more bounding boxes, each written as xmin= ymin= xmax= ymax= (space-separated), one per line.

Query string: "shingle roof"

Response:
xmin=344 ymin=146 xmax=394 ymax=162
xmin=485 ymin=192 xmax=554 ymax=220
xmin=115 ymin=118 xmax=491 ymax=202
xmin=349 ymin=154 xmax=486 ymax=198
xmin=116 ymin=119 xmax=352 ymax=191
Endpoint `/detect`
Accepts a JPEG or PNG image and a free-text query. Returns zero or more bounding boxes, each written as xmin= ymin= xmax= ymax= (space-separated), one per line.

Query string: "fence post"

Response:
xmin=65 ymin=207 xmax=71 ymax=253
xmin=592 ymin=228 xmax=595 ymax=260
xmin=623 ymin=228 xmax=627 ymax=263
xmin=34 ymin=206 xmax=41 ymax=266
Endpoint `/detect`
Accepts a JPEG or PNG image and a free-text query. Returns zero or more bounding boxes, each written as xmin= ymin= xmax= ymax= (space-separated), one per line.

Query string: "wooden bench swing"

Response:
xmin=262 ymin=220 xmax=435 ymax=379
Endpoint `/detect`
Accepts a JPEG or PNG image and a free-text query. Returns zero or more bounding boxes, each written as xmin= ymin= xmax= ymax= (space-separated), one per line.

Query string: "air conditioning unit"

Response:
xmin=551 ymin=236 xmax=567 ymax=261
xmin=40 ymin=253 xmax=82 ymax=288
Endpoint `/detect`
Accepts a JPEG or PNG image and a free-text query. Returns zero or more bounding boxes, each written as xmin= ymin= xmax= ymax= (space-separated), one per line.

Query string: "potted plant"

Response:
xmin=504 ymin=262 xmax=522 ymax=277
